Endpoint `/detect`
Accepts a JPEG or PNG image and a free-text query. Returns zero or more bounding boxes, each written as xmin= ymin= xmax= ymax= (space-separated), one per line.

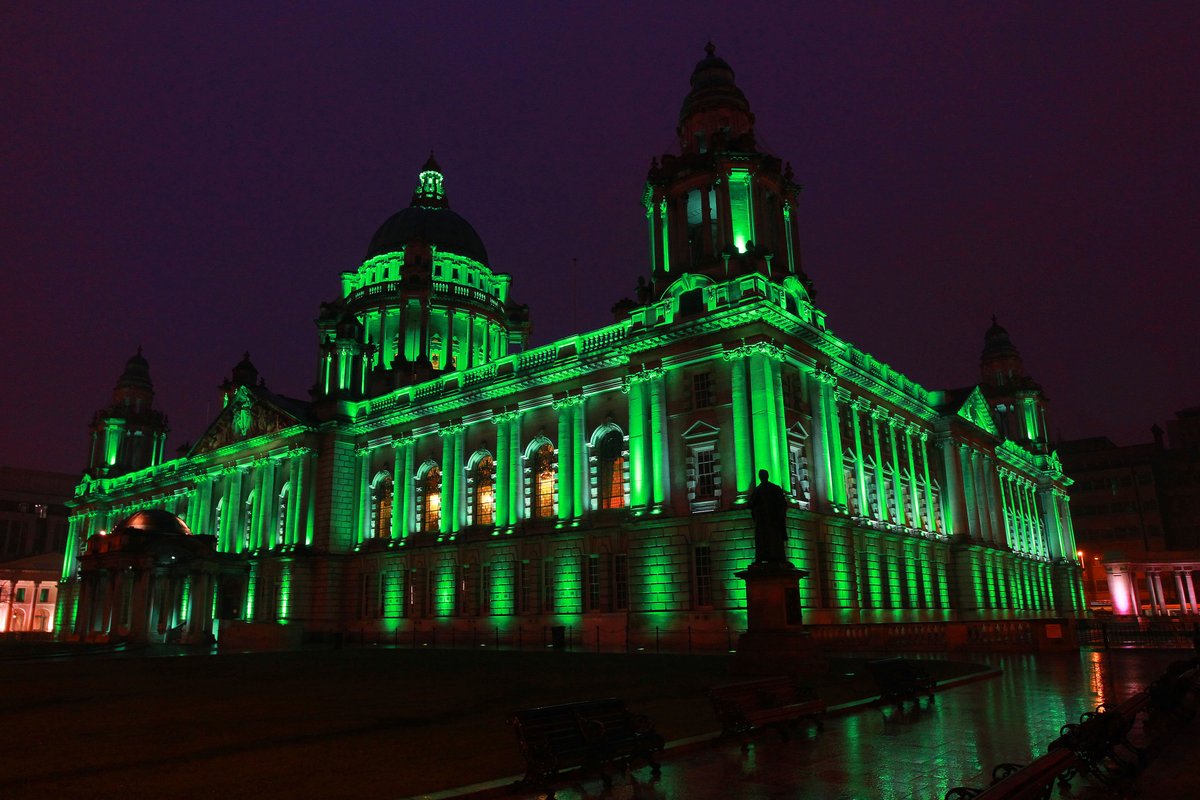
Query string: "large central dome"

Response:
xmin=365 ymin=155 xmax=490 ymax=265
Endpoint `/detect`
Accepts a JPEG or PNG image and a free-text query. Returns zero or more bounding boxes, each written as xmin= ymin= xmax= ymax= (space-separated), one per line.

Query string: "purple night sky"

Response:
xmin=3 ymin=3 xmax=1197 ymax=475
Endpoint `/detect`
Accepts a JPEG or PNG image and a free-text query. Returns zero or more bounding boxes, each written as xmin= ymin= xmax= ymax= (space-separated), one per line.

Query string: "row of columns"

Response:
xmin=360 ymin=391 xmax=613 ymax=544
xmin=74 ymin=567 xmax=216 ymax=642
xmin=841 ymin=400 xmax=938 ymax=532
xmin=1 ymin=579 xmax=53 ymax=632
xmin=724 ymin=344 xmax=790 ymax=500
xmin=1126 ymin=569 xmax=1200 ymax=616
xmin=186 ymin=449 xmax=313 ymax=554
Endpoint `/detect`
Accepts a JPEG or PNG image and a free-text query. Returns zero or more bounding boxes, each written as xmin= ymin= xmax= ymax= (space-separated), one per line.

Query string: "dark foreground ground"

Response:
xmin=0 ymin=644 xmax=985 ymax=799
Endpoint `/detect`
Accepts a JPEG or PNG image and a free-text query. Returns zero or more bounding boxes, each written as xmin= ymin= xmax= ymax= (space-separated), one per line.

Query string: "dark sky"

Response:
xmin=3 ymin=3 xmax=1198 ymax=475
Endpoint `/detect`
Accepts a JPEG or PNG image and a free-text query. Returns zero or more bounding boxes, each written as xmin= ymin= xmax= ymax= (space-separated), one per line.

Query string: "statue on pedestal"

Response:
xmin=749 ymin=469 xmax=789 ymax=565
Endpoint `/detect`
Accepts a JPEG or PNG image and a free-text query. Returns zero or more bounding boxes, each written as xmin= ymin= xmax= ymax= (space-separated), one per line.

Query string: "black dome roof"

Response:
xmin=366 ymin=205 xmax=490 ymax=265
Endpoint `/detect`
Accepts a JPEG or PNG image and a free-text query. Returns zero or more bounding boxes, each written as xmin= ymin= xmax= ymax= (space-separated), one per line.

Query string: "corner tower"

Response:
xmin=643 ymin=44 xmax=814 ymax=300
xmin=86 ymin=349 xmax=169 ymax=477
xmin=979 ymin=317 xmax=1049 ymax=451
xmin=314 ymin=155 xmax=531 ymax=403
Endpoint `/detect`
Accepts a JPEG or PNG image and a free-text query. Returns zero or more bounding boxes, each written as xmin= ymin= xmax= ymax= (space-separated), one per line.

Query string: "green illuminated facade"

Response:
xmin=59 ymin=46 xmax=1082 ymax=647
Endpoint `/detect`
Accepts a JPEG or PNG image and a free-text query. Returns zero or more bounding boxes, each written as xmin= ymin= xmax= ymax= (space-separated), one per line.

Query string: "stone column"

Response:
xmin=440 ymin=428 xmax=455 ymax=536
xmin=556 ymin=397 xmax=575 ymax=523
xmin=850 ymin=400 xmax=870 ymax=516
xmin=648 ymin=369 xmax=669 ymax=509
xmin=919 ymin=432 xmax=936 ymax=531
xmin=357 ymin=451 xmax=372 ymax=545
xmin=904 ymin=425 xmax=922 ymax=530
xmin=774 ymin=361 xmax=793 ymax=496
xmin=959 ymin=446 xmax=979 ymax=539
xmin=393 ymin=438 xmax=411 ymax=539
xmin=1147 ymin=572 xmax=1161 ymax=615
xmin=821 ymin=378 xmax=846 ymax=509
xmin=494 ymin=414 xmax=512 ymax=529
xmin=887 ymin=417 xmax=905 ymax=526
xmin=453 ymin=425 xmax=466 ymax=532
xmin=870 ymin=409 xmax=889 ymax=521
xmin=749 ymin=351 xmax=775 ymax=482
xmin=509 ymin=413 xmax=523 ymax=524
xmin=939 ymin=436 xmax=968 ymax=537
xmin=725 ymin=350 xmax=753 ymax=501
xmin=1187 ymin=572 xmax=1198 ymax=613
xmin=1173 ymin=571 xmax=1188 ymax=614
xmin=572 ymin=395 xmax=587 ymax=518
xmin=626 ymin=375 xmax=649 ymax=509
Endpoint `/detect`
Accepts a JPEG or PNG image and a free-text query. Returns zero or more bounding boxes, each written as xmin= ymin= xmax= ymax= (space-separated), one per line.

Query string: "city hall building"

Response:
xmin=58 ymin=47 xmax=1083 ymax=647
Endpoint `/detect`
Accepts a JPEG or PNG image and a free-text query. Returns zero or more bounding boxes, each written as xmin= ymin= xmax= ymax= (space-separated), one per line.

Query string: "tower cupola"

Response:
xmin=318 ymin=157 xmax=531 ymax=403
xmin=979 ymin=317 xmax=1049 ymax=450
xmin=86 ymin=349 xmax=169 ymax=477
xmin=639 ymin=45 xmax=813 ymax=303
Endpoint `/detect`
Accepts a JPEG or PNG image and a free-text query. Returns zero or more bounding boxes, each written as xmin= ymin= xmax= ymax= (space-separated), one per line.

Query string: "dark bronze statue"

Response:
xmin=749 ymin=469 xmax=789 ymax=564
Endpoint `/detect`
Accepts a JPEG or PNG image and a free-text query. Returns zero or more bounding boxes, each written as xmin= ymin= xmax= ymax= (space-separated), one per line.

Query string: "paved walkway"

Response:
xmin=447 ymin=650 xmax=1192 ymax=800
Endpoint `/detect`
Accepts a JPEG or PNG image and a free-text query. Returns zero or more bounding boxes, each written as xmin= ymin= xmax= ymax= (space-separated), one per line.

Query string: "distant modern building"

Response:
xmin=0 ymin=466 xmax=75 ymax=632
xmin=58 ymin=46 xmax=1083 ymax=647
xmin=1060 ymin=407 xmax=1200 ymax=614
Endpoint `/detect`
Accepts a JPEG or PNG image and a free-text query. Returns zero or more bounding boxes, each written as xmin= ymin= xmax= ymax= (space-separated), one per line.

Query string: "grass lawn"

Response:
xmin=0 ymin=645 xmax=987 ymax=799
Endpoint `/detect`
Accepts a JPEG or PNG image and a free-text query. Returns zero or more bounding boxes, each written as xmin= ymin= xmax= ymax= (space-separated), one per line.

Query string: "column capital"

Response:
xmin=811 ymin=364 xmax=838 ymax=385
xmin=492 ymin=408 xmax=521 ymax=424
xmin=722 ymin=339 xmax=786 ymax=363
xmin=439 ymin=422 xmax=466 ymax=437
xmin=851 ymin=397 xmax=873 ymax=413
xmin=834 ymin=387 xmax=852 ymax=403
xmin=869 ymin=406 xmax=890 ymax=422
xmin=551 ymin=392 xmax=585 ymax=410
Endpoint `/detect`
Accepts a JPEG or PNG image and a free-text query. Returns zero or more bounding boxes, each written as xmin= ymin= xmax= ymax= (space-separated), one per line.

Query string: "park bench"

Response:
xmin=868 ymin=657 xmax=936 ymax=706
xmin=708 ymin=676 xmax=826 ymax=746
xmin=943 ymin=747 xmax=1081 ymax=799
xmin=507 ymin=697 xmax=664 ymax=797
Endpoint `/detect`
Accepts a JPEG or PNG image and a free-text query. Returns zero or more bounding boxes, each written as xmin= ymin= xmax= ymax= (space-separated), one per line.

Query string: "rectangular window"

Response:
xmin=695 ymin=449 xmax=717 ymax=498
xmin=455 ymin=565 xmax=467 ymax=616
xmin=543 ymin=560 xmax=554 ymax=613
xmin=360 ymin=573 xmax=375 ymax=619
xmin=520 ymin=561 xmax=537 ymax=614
xmin=38 ymin=588 xmax=50 ymax=603
xmin=694 ymin=545 xmax=713 ymax=607
xmin=15 ymin=588 xmax=26 ymax=603
xmin=587 ymin=556 xmax=602 ymax=612
xmin=692 ymin=372 xmax=715 ymax=409
xmin=613 ymin=554 xmax=630 ymax=611
xmin=477 ymin=564 xmax=491 ymax=616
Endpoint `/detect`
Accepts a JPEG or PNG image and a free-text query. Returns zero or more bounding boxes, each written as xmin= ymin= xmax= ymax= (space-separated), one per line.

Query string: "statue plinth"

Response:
xmin=733 ymin=561 xmax=827 ymax=674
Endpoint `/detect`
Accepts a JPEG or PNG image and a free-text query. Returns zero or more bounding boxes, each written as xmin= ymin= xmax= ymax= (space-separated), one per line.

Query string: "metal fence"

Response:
xmin=1076 ymin=617 xmax=1200 ymax=650
xmin=332 ymin=622 xmax=743 ymax=654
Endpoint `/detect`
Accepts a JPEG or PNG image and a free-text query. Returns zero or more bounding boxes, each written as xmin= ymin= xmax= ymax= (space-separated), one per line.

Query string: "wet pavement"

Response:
xmin=459 ymin=650 xmax=1192 ymax=800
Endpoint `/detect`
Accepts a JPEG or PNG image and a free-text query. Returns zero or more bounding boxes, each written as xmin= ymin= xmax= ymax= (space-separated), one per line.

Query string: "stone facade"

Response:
xmin=59 ymin=47 xmax=1083 ymax=646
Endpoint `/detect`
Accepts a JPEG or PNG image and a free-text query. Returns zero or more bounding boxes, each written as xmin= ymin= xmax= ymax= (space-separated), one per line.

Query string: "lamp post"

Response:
xmin=1077 ymin=550 xmax=1088 ymax=608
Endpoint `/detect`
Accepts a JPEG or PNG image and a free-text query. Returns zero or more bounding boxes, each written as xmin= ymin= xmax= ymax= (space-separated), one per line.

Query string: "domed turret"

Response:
xmin=316 ymin=156 xmax=530 ymax=407
xmin=678 ymin=42 xmax=756 ymax=155
xmin=979 ymin=317 xmax=1048 ymax=450
xmin=980 ymin=316 xmax=1029 ymax=387
xmin=365 ymin=153 xmax=490 ymax=265
xmin=87 ymin=349 xmax=169 ymax=477
xmin=637 ymin=45 xmax=813 ymax=306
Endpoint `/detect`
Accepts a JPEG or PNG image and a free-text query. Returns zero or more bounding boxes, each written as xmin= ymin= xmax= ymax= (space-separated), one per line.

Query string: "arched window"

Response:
xmin=597 ymin=429 xmax=625 ymax=510
xmin=531 ymin=444 xmax=556 ymax=519
xmin=470 ymin=454 xmax=496 ymax=525
xmin=372 ymin=473 xmax=393 ymax=539
xmin=419 ymin=465 xmax=442 ymax=533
